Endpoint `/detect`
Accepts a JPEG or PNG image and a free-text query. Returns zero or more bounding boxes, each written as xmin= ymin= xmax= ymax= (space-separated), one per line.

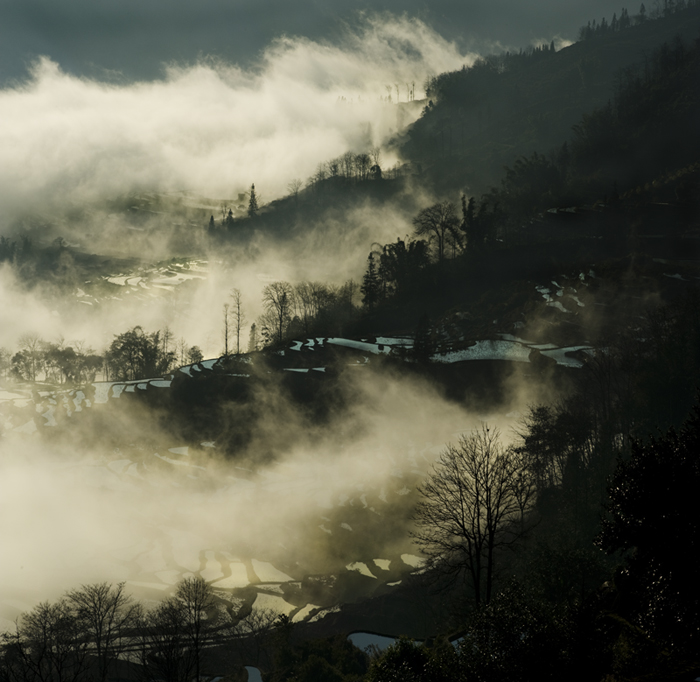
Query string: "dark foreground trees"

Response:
xmin=1 ymin=599 xmax=90 ymax=682
xmin=139 ymin=599 xmax=197 ymax=682
xmin=598 ymin=404 xmax=700 ymax=658
xmin=138 ymin=577 xmax=217 ymax=682
xmin=0 ymin=579 xmax=220 ymax=682
xmin=366 ymin=636 xmax=458 ymax=682
xmin=412 ymin=426 xmax=534 ymax=605
xmin=412 ymin=202 xmax=460 ymax=263
xmin=261 ymin=282 xmax=294 ymax=345
xmin=66 ymin=582 xmax=142 ymax=682
xmin=1 ymin=584 xmax=140 ymax=682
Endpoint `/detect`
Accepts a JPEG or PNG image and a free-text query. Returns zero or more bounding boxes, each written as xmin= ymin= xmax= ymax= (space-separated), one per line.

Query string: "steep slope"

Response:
xmin=398 ymin=4 xmax=700 ymax=195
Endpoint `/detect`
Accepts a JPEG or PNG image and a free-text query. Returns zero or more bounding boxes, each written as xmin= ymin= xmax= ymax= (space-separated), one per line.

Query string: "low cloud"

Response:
xmin=0 ymin=366 xmax=521 ymax=625
xmin=0 ymin=15 xmax=474 ymax=222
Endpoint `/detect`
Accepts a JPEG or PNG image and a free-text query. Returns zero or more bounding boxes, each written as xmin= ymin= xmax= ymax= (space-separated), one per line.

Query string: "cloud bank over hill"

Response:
xmin=0 ymin=15 xmax=472 ymax=220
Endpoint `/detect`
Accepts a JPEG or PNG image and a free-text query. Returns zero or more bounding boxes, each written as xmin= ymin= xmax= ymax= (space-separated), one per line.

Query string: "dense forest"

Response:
xmin=1 ymin=3 xmax=700 ymax=681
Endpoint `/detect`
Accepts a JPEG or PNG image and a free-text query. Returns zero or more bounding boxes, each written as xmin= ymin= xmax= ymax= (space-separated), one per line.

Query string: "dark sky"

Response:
xmin=1 ymin=0 xmax=626 ymax=84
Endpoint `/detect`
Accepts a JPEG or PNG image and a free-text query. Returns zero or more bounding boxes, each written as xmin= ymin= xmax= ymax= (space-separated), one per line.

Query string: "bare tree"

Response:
xmin=293 ymin=281 xmax=329 ymax=335
xmin=341 ymin=151 xmax=356 ymax=179
xmin=412 ymin=201 xmax=460 ymax=262
xmin=17 ymin=333 xmax=43 ymax=382
xmin=287 ymin=178 xmax=302 ymax=200
xmin=231 ymin=607 xmax=279 ymax=668
xmin=312 ymin=163 xmax=327 ymax=187
xmin=138 ymin=598 xmax=195 ymax=682
xmin=176 ymin=337 xmax=188 ymax=366
xmin=66 ymin=582 xmax=142 ymax=682
xmin=222 ymin=303 xmax=230 ymax=357
xmin=2 ymin=599 xmax=90 ymax=682
xmin=412 ymin=426 xmax=534 ymax=605
xmin=175 ymin=577 xmax=217 ymax=682
xmin=161 ymin=327 xmax=170 ymax=354
xmin=262 ymin=282 xmax=294 ymax=344
xmin=230 ymin=289 xmax=246 ymax=355
xmin=355 ymin=153 xmax=371 ymax=181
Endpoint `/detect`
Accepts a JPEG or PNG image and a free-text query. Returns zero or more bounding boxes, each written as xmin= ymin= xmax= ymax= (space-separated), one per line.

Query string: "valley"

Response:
xmin=1 ymin=3 xmax=700 ymax=680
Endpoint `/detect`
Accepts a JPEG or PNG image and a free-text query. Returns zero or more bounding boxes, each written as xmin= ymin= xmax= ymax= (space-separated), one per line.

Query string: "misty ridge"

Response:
xmin=0 ymin=16 xmax=470 ymax=217
xmin=1 ymin=3 xmax=700 ymax=681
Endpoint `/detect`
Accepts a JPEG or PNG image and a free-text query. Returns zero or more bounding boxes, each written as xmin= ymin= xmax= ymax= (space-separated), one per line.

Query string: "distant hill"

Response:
xmin=396 ymin=2 xmax=700 ymax=195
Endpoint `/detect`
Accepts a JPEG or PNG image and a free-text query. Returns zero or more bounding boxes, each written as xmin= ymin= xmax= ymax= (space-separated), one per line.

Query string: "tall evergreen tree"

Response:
xmin=360 ymin=253 xmax=382 ymax=310
xmin=248 ymin=184 xmax=259 ymax=218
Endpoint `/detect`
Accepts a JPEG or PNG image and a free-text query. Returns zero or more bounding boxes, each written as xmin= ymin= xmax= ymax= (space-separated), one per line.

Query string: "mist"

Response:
xmin=0 ymin=186 xmax=429 ymax=357
xmin=0 ymin=364 xmax=527 ymax=629
xmin=0 ymin=13 xmax=467 ymax=357
xmin=0 ymin=15 xmax=472 ymax=222
xmin=0 ymin=2 xmax=589 ymax=644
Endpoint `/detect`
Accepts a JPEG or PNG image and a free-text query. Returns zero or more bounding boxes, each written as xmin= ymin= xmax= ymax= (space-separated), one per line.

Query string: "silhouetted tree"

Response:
xmin=175 ymin=577 xmax=217 ymax=682
xmin=187 ymin=346 xmax=203 ymax=364
xmin=360 ymin=253 xmax=382 ymax=310
xmin=262 ymin=282 xmax=294 ymax=344
xmin=222 ymin=303 xmax=231 ymax=357
xmin=105 ymin=327 xmax=175 ymax=381
xmin=66 ymin=582 xmax=142 ymax=682
xmin=16 ymin=334 xmax=42 ymax=382
xmin=293 ymin=281 xmax=334 ymax=335
xmin=2 ymin=599 xmax=90 ymax=682
xmin=232 ymin=607 xmax=280 ymax=669
xmin=356 ymin=153 xmax=371 ymax=181
xmin=248 ymin=184 xmax=259 ymax=218
xmin=287 ymin=178 xmax=302 ymax=201
xmin=413 ymin=426 xmax=534 ymax=604
xmin=138 ymin=599 xmax=195 ymax=682
xmin=230 ymin=289 xmax=245 ymax=355
xmin=412 ymin=202 xmax=459 ymax=262
xmin=378 ymin=238 xmax=430 ymax=298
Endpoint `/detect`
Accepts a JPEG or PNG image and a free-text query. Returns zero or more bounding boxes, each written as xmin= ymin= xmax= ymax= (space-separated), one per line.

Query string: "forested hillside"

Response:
xmin=399 ymin=0 xmax=700 ymax=195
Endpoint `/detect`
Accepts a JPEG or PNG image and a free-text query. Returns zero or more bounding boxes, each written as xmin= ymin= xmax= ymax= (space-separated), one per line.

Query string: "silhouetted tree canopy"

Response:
xmin=105 ymin=326 xmax=175 ymax=381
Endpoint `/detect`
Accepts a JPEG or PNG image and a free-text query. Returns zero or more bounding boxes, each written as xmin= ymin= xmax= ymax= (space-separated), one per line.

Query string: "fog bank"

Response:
xmin=0 ymin=367 xmax=525 ymax=628
xmin=0 ymin=15 xmax=473 ymax=222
